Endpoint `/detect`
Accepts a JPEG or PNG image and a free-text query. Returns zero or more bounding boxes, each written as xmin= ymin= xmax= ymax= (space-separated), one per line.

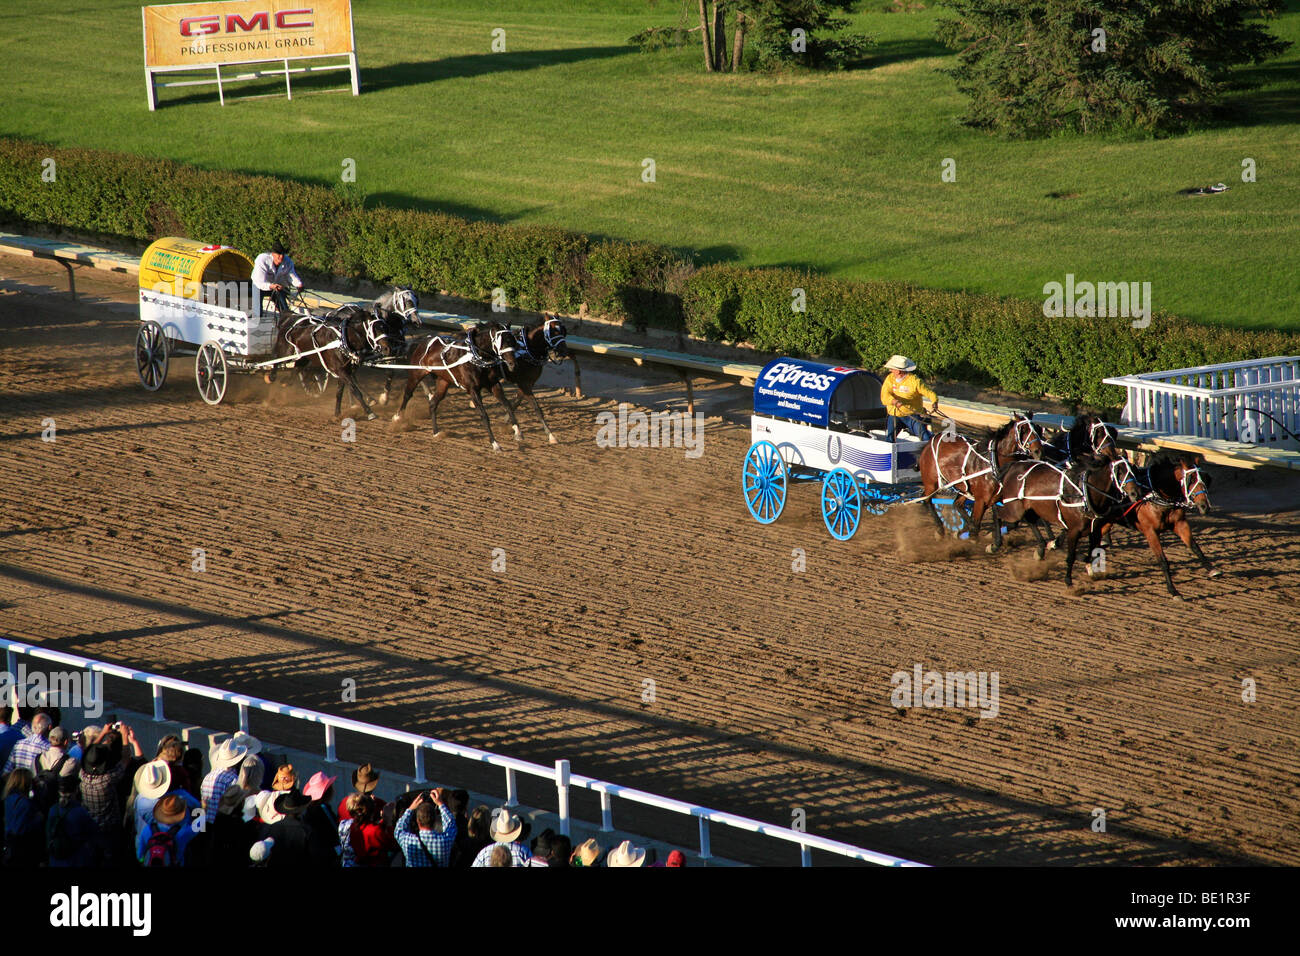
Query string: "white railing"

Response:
xmin=1104 ymin=357 xmax=1300 ymax=449
xmin=1 ymin=639 xmax=924 ymax=868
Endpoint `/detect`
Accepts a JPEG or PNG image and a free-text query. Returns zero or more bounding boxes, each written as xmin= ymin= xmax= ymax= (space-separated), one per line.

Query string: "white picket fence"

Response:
xmin=1 ymin=639 xmax=924 ymax=868
xmin=1104 ymin=357 xmax=1300 ymax=450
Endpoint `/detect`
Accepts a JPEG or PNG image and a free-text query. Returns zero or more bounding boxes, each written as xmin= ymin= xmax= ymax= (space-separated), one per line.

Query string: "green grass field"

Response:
xmin=2 ymin=0 xmax=1297 ymax=329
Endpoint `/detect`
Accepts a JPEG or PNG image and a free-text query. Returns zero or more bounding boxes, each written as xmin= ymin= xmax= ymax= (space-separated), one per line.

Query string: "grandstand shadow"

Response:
xmin=3 ymin=562 xmax=1274 ymax=867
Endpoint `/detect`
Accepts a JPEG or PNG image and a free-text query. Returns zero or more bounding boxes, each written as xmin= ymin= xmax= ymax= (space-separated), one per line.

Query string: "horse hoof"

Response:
xmin=391 ymin=413 xmax=401 ymax=423
xmin=548 ymin=433 xmax=557 ymax=445
xmin=985 ymin=544 xmax=999 ymax=555
xmin=1046 ymin=540 xmax=1057 ymax=551
xmin=367 ymin=413 xmax=377 ymax=422
xmin=491 ymin=442 xmax=500 ymax=452
xmin=1208 ymin=568 xmax=1222 ymax=578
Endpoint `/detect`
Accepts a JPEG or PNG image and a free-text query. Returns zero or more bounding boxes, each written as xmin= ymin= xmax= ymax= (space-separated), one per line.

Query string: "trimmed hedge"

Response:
xmin=683 ymin=265 xmax=1300 ymax=407
xmin=3 ymin=137 xmax=1297 ymax=407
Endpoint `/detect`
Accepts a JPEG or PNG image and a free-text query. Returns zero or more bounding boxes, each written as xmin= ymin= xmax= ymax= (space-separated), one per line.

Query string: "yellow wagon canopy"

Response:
xmin=139 ymin=237 xmax=253 ymax=299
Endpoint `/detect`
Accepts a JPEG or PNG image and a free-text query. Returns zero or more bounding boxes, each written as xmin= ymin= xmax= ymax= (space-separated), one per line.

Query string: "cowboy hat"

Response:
xmin=134 ymin=759 xmax=172 ymax=800
xmin=570 ymin=838 xmax=602 ymax=867
xmin=229 ymin=732 xmax=262 ymax=756
xmin=153 ymin=794 xmax=187 ymax=826
xmin=211 ymin=738 xmax=249 ymax=771
xmin=271 ymin=764 xmax=297 ymax=792
xmin=351 ymin=763 xmax=380 ymax=794
xmin=303 ymin=771 xmax=336 ymax=802
xmin=605 ymin=839 xmax=647 ymax=868
xmin=256 ymin=790 xmax=285 ymax=825
xmin=81 ymin=743 xmax=112 ymax=775
xmin=665 ymin=849 xmax=685 ymax=867
xmin=273 ymin=791 xmax=312 ymax=815
xmin=884 ymin=355 xmax=917 ymax=372
xmin=489 ymin=807 xmax=523 ymax=843
xmin=250 ymin=838 xmax=275 ymax=863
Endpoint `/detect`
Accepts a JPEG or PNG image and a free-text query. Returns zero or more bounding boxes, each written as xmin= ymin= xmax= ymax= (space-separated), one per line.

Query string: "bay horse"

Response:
xmin=479 ymin=316 xmax=571 ymax=444
xmin=994 ymin=454 xmax=1140 ymax=589
xmin=918 ymin=413 xmax=1044 ymax=551
xmin=1044 ymin=413 xmax=1120 ymax=463
xmin=270 ymin=305 xmax=398 ymax=420
xmin=1088 ymin=453 xmax=1218 ymax=599
xmin=390 ymin=321 xmax=519 ymax=450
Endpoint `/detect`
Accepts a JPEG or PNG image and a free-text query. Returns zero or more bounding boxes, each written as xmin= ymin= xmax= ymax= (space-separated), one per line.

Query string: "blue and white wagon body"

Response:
xmin=743 ymin=358 xmax=965 ymax=540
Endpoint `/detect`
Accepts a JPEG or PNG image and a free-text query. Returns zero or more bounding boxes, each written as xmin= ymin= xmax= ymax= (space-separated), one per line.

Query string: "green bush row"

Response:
xmin=683 ymin=265 xmax=1300 ymax=407
xmin=3 ymin=137 xmax=1296 ymax=407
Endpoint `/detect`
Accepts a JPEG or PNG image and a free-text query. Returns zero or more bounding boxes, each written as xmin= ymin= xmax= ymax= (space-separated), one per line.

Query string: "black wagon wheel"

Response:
xmin=195 ymin=342 xmax=229 ymax=406
xmin=135 ymin=321 xmax=169 ymax=392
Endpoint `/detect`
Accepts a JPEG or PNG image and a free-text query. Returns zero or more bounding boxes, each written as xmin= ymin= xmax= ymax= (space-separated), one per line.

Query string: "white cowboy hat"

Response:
xmin=230 ymin=732 xmax=263 ymax=756
xmin=256 ymin=789 xmax=285 ymax=825
xmin=605 ymin=839 xmax=647 ymax=868
xmin=134 ymin=760 xmax=171 ymax=800
xmin=211 ymin=738 xmax=249 ymax=771
xmin=489 ymin=807 xmax=523 ymax=843
xmin=884 ymin=355 xmax=917 ymax=372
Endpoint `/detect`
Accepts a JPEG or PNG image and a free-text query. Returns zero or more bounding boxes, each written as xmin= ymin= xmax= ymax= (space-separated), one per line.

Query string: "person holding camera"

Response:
xmin=395 ymin=787 xmax=457 ymax=867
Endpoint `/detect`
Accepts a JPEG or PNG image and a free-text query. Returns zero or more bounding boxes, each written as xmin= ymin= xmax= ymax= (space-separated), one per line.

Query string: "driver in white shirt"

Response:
xmin=252 ymin=240 xmax=303 ymax=315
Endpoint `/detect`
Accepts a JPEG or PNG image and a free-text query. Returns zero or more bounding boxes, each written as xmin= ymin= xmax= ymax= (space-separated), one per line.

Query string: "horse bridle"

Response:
xmin=1090 ymin=419 xmax=1117 ymax=458
xmin=390 ymin=290 xmax=418 ymax=322
xmin=1013 ymin=417 xmax=1042 ymax=457
xmin=1179 ymin=464 xmax=1209 ymax=505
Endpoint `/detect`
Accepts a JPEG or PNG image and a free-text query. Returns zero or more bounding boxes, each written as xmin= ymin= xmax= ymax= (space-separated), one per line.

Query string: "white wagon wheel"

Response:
xmin=195 ymin=342 xmax=229 ymax=406
xmin=135 ymin=321 xmax=169 ymax=392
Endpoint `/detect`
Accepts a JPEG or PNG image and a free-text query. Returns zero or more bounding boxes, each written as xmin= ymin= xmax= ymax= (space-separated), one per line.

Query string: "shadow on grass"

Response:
xmin=868 ymin=35 xmax=951 ymax=68
xmin=1219 ymin=56 xmax=1300 ymax=129
xmin=364 ymin=45 xmax=635 ymax=93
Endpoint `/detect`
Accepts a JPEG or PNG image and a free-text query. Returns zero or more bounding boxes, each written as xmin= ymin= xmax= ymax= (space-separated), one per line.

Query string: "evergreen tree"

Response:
xmin=935 ymin=0 xmax=1290 ymax=136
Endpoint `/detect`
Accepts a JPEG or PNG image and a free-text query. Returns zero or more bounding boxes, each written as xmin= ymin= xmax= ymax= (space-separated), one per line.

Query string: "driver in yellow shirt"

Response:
xmin=881 ymin=355 xmax=938 ymax=441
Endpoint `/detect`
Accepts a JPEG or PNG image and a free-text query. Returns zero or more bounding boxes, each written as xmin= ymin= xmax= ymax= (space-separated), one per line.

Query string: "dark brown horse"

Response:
xmin=919 ymin=413 xmax=1044 ymax=551
xmin=994 ymin=454 xmax=1140 ymax=588
xmin=1090 ymin=453 xmax=1218 ymax=599
xmin=1044 ymin=412 xmax=1120 ymax=463
xmin=478 ymin=316 xmax=572 ymax=444
xmin=391 ymin=321 xmax=518 ymax=450
xmin=270 ymin=305 xmax=398 ymax=420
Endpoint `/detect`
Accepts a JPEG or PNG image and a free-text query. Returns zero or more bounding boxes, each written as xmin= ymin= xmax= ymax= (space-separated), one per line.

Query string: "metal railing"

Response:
xmin=1 ymin=639 xmax=924 ymax=868
xmin=1104 ymin=357 xmax=1300 ymax=449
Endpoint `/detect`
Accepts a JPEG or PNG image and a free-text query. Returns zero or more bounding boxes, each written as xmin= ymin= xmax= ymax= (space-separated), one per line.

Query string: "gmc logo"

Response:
xmin=180 ymin=9 xmax=314 ymax=36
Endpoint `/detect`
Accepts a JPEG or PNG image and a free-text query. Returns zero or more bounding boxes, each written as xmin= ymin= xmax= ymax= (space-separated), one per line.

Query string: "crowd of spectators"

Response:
xmin=1 ymin=704 xmax=685 ymax=868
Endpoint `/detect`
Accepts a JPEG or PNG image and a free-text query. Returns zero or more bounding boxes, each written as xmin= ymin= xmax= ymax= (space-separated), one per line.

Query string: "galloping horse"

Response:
xmin=270 ymin=305 xmax=398 ymax=420
xmin=480 ymin=315 xmax=571 ymax=444
xmin=918 ymin=413 xmax=1044 ymax=551
xmin=1089 ymin=453 xmax=1218 ymax=598
xmin=391 ymin=321 xmax=519 ymax=450
xmin=1044 ymin=413 xmax=1120 ymax=463
xmin=994 ymin=454 xmax=1140 ymax=589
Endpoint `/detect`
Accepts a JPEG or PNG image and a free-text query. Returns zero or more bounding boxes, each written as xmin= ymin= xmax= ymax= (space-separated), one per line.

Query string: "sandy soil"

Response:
xmin=2 ymin=254 xmax=1298 ymax=866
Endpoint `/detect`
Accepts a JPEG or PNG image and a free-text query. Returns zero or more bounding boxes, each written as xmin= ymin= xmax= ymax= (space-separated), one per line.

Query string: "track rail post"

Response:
xmin=152 ymin=683 xmax=165 ymax=722
xmin=555 ymin=759 xmax=571 ymax=837
xmin=505 ymin=767 xmax=519 ymax=807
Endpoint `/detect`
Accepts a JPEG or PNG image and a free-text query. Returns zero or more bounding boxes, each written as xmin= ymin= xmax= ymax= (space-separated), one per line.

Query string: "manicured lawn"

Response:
xmin=1 ymin=0 xmax=1297 ymax=328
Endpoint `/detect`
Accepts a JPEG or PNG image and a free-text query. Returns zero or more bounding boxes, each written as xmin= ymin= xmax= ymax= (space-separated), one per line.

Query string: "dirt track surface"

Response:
xmin=3 ymin=255 xmax=1299 ymax=866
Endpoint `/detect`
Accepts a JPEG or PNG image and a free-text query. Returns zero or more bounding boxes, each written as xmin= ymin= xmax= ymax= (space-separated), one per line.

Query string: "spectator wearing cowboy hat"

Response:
xmin=570 ymin=837 xmax=602 ymax=868
xmin=605 ymin=839 xmax=647 ymax=867
xmin=470 ymin=807 xmax=533 ymax=867
xmin=302 ymin=771 xmax=339 ymax=853
xmin=394 ymin=789 xmax=457 ymax=867
xmin=229 ymin=732 xmax=276 ymax=792
xmin=337 ymin=763 xmax=384 ymax=821
xmin=270 ymin=763 xmax=298 ymax=794
xmin=252 ymin=240 xmax=303 ymax=316
xmin=265 ymin=790 xmax=336 ymax=868
xmin=127 ymin=759 xmax=198 ymax=842
xmin=880 ymin=354 xmax=938 ymax=442
xmin=78 ymin=722 xmax=143 ymax=866
xmin=202 ymin=737 xmax=248 ymax=825
xmin=136 ymin=793 xmax=199 ymax=867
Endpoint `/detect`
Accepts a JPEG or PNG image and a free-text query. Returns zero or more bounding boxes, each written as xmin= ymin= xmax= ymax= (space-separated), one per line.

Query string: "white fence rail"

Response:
xmin=1 ymin=639 xmax=924 ymax=868
xmin=1104 ymin=357 xmax=1300 ymax=450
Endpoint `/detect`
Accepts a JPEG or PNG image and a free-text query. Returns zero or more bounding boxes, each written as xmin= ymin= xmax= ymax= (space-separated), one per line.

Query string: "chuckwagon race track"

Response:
xmin=3 ymin=257 xmax=1299 ymax=866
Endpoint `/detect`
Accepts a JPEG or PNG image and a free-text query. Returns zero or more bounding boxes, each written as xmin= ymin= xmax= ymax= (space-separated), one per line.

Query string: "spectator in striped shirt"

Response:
xmin=201 ymin=738 xmax=248 ymax=825
xmin=395 ymin=789 xmax=457 ymax=867
xmin=2 ymin=712 xmax=51 ymax=773
xmin=471 ymin=807 xmax=532 ymax=867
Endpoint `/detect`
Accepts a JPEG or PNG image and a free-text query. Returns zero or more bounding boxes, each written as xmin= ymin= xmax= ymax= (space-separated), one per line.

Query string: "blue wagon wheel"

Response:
xmin=822 ymin=467 xmax=862 ymax=540
xmin=742 ymin=440 xmax=788 ymax=524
